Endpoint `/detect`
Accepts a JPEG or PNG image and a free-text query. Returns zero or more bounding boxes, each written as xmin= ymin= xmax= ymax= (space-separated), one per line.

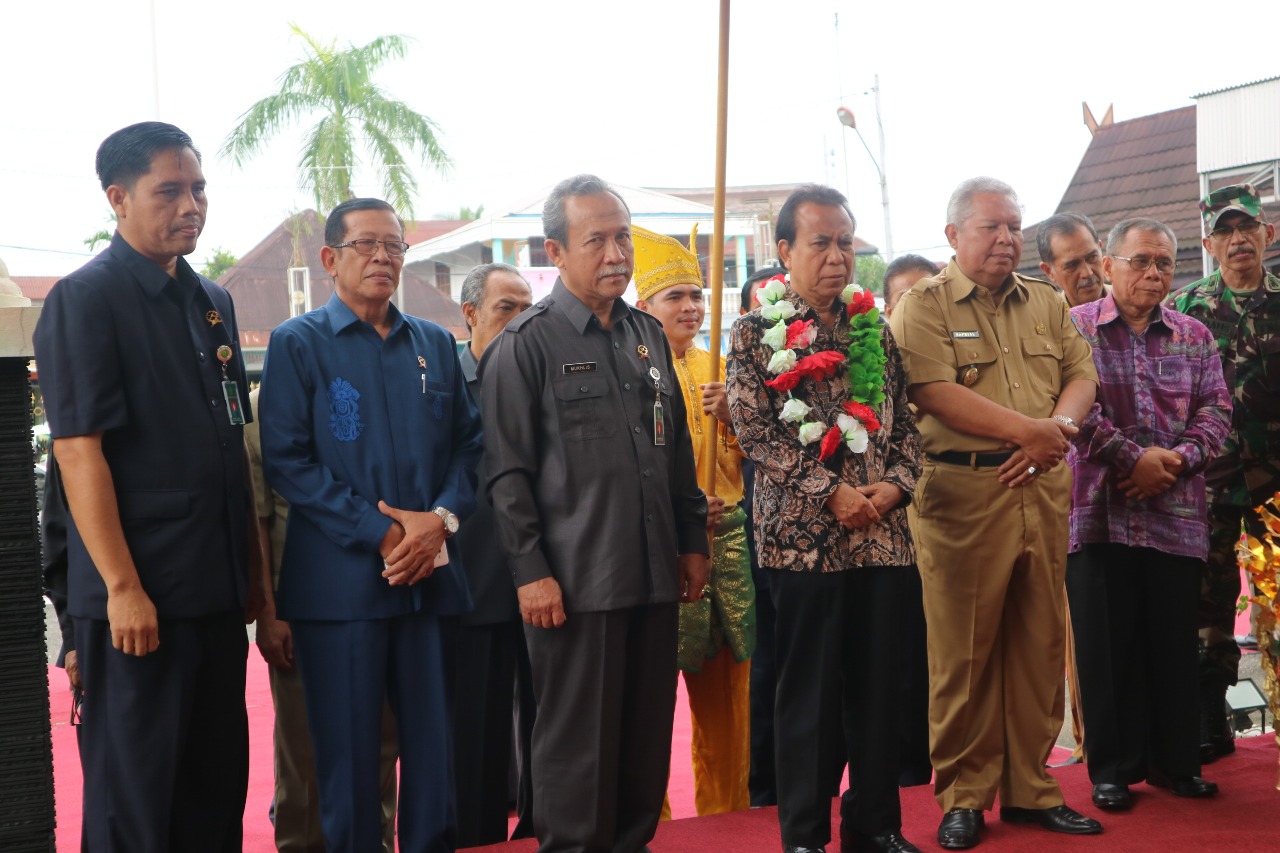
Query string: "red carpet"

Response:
xmin=50 ymin=649 xmax=1279 ymax=852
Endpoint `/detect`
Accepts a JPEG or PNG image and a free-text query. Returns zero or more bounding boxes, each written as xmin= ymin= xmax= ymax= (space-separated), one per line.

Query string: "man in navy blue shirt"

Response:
xmin=34 ymin=121 xmax=256 ymax=852
xmin=260 ymin=197 xmax=484 ymax=852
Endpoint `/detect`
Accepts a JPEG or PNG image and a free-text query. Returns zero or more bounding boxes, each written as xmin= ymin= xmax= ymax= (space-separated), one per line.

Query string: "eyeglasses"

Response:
xmin=330 ymin=239 xmax=410 ymax=258
xmin=1112 ymin=255 xmax=1176 ymax=275
xmin=1209 ymin=220 xmax=1264 ymax=240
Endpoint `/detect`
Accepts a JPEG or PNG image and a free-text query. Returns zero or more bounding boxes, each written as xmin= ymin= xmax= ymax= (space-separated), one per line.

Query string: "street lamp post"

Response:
xmin=836 ymin=80 xmax=893 ymax=261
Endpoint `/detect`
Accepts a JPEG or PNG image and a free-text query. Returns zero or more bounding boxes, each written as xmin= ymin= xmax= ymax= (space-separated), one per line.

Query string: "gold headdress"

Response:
xmin=632 ymin=224 xmax=702 ymax=302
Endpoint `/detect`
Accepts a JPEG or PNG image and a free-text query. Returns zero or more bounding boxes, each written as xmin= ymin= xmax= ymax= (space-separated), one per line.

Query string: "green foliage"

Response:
xmin=201 ymin=248 xmax=239 ymax=281
xmin=459 ymin=204 xmax=485 ymax=220
xmin=220 ymin=25 xmax=451 ymax=219
xmin=84 ymin=213 xmax=118 ymax=251
xmin=855 ymin=253 xmax=888 ymax=294
xmin=846 ymin=308 xmax=887 ymax=407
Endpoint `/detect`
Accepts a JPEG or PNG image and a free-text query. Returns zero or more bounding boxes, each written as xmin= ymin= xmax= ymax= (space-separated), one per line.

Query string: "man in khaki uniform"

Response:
xmin=890 ymin=177 xmax=1099 ymax=850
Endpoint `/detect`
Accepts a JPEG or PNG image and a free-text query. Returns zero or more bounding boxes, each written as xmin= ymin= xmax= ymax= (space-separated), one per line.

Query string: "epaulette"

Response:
xmin=502 ymin=298 xmax=552 ymax=333
xmin=1015 ymin=273 xmax=1057 ymax=288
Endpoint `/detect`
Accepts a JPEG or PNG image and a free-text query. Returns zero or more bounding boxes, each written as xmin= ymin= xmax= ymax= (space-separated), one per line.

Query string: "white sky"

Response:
xmin=2 ymin=0 xmax=1277 ymax=278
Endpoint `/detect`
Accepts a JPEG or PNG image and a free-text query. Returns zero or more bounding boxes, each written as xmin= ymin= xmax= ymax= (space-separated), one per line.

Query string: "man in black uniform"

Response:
xmin=34 ymin=121 xmax=256 ymax=852
xmin=481 ymin=174 xmax=710 ymax=853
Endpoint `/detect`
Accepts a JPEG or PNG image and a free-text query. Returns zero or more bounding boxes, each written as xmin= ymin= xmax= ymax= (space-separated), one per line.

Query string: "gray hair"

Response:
xmin=1105 ymin=217 xmax=1178 ymax=256
xmin=1036 ymin=212 xmax=1099 ymax=265
xmin=946 ymin=177 xmax=1019 ymax=227
xmin=460 ymin=262 xmax=527 ymax=328
xmin=542 ymin=174 xmax=630 ymax=245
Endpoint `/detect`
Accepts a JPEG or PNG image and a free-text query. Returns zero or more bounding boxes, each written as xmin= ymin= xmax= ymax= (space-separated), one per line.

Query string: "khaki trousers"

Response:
xmin=910 ymin=460 xmax=1069 ymax=813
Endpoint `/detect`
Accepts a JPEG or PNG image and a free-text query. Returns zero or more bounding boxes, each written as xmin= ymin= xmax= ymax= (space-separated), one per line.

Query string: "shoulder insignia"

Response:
xmin=503 ymin=299 xmax=551 ymax=333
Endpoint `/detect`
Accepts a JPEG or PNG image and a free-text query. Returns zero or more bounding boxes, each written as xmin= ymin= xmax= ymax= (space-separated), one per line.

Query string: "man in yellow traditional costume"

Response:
xmin=634 ymin=225 xmax=756 ymax=816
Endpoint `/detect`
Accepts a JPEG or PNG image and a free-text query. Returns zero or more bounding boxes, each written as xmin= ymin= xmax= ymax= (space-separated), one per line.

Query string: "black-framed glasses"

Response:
xmin=1209 ymin=220 xmax=1263 ymax=240
xmin=330 ymin=239 xmax=410 ymax=258
xmin=1113 ymin=255 xmax=1176 ymax=274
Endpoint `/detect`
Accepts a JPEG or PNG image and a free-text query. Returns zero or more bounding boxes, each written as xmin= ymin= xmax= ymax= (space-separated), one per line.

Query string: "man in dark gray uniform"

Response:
xmin=480 ymin=174 xmax=710 ymax=853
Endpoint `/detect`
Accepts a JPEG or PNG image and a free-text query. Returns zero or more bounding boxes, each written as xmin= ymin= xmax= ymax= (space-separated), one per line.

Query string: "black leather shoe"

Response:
xmin=841 ymin=830 xmax=922 ymax=853
xmin=1148 ymin=771 xmax=1219 ymax=798
xmin=1091 ymin=783 xmax=1132 ymax=810
xmin=783 ymin=847 xmax=826 ymax=853
xmin=999 ymin=805 xmax=1102 ymax=835
xmin=937 ymin=809 xmax=983 ymax=849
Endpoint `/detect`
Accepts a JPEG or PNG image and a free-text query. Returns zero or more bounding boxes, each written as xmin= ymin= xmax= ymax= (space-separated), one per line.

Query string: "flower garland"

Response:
xmin=756 ymin=274 xmax=886 ymax=459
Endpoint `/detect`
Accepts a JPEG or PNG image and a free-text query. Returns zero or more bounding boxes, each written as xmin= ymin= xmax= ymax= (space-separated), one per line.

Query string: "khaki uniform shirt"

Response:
xmin=889 ymin=260 xmax=1097 ymax=452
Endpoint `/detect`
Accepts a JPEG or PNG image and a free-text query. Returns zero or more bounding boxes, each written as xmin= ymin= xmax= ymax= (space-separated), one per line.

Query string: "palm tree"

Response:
xmin=221 ymin=25 xmax=450 ymax=218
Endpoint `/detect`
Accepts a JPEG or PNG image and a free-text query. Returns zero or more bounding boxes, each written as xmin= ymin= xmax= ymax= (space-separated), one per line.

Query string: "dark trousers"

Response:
xmin=897 ymin=567 xmax=933 ymax=786
xmin=75 ymin=612 xmax=248 ymax=853
xmin=292 ymin=613 xmax=452 ymax=853
xmin=771 ymin=567 xmax=905 ymax=848
xmin=524 ymin=604 xmax=678 ymax=853
xmin=748 ymin=556 xmax=779 ymax=806
xmin=452 ymin=618 xmax=536 ymax=847
xmin=1067 ymin=544 xmax=1202 ymax=784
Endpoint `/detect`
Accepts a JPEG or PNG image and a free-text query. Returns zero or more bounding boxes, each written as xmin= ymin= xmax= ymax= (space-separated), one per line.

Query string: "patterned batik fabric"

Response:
xmin=677 ymin=505 xmax=756 ymax=672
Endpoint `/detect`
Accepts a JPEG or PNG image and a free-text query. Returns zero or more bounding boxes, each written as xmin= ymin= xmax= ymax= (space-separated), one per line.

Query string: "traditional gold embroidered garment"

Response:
xmin=671 ymin=346 xmax=754 ymax=670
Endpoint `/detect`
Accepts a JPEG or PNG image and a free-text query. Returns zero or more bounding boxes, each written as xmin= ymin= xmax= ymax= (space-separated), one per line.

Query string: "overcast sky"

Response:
xmin=3 ymin=0 xmax=1277 ymax=278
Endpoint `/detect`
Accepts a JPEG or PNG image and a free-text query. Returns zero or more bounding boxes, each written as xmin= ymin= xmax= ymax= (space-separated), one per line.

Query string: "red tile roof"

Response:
xmin=12 ymin=276 xmax=58 ymax=300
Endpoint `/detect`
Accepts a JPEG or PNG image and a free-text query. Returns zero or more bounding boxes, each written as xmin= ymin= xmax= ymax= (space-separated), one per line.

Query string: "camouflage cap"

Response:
xmin=1201 ymin=183 xmax=1263 ymax=230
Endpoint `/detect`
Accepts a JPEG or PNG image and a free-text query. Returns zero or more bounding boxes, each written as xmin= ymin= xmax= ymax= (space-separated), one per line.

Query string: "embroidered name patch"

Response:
xmin=328 ymin=377 xmax=365 ymax=441
xmin=562 ymin=362 xmax=597 ymax=374
xmin=951 ymin=330 xmax=980 ymax=339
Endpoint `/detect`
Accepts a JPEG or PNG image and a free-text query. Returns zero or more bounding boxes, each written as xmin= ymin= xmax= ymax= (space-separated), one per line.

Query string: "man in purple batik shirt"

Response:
xmin=1066 ymin=217 xmax=1231 ymax=814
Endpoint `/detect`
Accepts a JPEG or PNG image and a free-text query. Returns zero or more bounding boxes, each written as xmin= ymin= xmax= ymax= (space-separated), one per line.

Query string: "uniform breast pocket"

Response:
xmin=552 ymin=374 xmax=616 ymax=440
xmin=949 ymin=340 xmax=997 ymax=388
xmin=425 ymin=380 xmax=453 ymax=422
xmin=1021 ymin=336 xmax=1063 ymax=389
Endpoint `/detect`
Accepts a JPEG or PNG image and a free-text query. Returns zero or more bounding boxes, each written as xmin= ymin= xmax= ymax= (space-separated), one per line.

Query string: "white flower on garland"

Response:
xmin=761 ymin=321 xmax=787 ymax=350
xmin=841 ymin=282 xmax=863 ymax=303
xmin=759 ymin=277 xmax=789 ymax=304
xmin=779 ymin=398 xmax=811 ymax=423
xmin=797 ymin=421 xmax=826 ymax=445
xmin=767 ymin=348 xmax=797 ymax=374
xmin=761 ymin=300 xmax=798 ymax=323
xmin=836 ymin=413 xmax=869 ymax=453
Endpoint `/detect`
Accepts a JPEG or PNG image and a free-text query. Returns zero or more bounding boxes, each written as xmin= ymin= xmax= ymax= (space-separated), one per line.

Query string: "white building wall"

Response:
xmin=1196 ymin=78 xmax=1280 ymax=174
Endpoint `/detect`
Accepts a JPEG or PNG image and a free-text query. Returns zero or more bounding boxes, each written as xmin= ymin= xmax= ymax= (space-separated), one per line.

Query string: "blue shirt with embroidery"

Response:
xmin=260 ymin=293 xmax=483 ymax=620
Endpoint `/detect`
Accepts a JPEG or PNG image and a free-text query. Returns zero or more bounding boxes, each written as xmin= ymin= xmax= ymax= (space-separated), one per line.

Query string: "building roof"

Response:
xmin=11 ymin=276 xmax=58 ymax=301
xmin=1024 ymin=105 xmax=1200 ymax=267
xmin=219 ymin=210 xmax=468 ymax=345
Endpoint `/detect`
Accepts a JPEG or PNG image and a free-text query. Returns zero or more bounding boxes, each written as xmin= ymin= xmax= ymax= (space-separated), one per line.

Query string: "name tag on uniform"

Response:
xmin=951 ymin=330 xmax=980 ymax=339
xmin=562 ymin=362 xmax=597 ymax=374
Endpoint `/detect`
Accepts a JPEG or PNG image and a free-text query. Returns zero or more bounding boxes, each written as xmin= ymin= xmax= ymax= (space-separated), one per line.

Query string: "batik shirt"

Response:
xmin=1168 ymin=270 xmax=1280 ymax=506
xmin=1068 ymin=296 xmax=1231 ymax=559
xmin=726 ymin=285 xmax=921 ymax=573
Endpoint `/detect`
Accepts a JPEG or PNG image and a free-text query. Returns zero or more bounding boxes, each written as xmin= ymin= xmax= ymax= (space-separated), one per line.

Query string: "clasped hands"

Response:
xmin=825 ymin=481 xmax=905 ymax=530
xmin=997 ymin=416 xmax=1077 ymax=488
xmin=378 ymin=500 xmax=446 ymax=586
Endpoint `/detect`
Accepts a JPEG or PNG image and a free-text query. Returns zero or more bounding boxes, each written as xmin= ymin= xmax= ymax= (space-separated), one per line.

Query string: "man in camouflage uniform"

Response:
xmin=1168 ymin=183 xmax=1280 ymax=762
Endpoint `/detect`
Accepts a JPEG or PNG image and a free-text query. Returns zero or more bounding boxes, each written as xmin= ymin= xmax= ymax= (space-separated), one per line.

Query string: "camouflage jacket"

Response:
xmin=1168 ymin=270 xmax=1280 ymax=506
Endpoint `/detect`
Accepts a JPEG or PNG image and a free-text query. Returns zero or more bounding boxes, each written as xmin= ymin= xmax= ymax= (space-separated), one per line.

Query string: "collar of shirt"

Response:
xmin=944 ymin=259 xmax=1028 ymax=307
xmin=777 ymin=282 xmax=852 ymax=331
xmin=321 ymin=291 xmax=406 ymax=338
xmin=458 ymin=341 xmax=479 ymax=384
xmin=551 ymin=277 xmax=630 ymax=334
xmin=108 ymin=231 xmax=198 ymax=300
xmin=1092 ymin=292 xmax=1176 ymax=332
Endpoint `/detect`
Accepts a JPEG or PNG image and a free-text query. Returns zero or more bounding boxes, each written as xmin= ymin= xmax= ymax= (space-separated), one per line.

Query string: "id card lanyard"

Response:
xmin=216 ymin=344 xmax=246 ymax=425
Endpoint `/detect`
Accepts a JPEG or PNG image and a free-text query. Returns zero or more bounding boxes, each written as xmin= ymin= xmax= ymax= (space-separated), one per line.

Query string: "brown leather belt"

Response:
xmin=926 ymin=450 xmax=1015 ymax=469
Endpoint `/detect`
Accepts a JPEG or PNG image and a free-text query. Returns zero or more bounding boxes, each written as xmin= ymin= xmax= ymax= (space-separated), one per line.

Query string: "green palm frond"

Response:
xmin=221 ymin=25 xmax=446 ymax=219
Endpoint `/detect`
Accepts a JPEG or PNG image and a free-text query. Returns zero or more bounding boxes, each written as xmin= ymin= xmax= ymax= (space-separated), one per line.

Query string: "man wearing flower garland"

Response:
xmin=890 ymin=177 xmax=1099 ymax=849
xmin=260 ymin=197 xmax=484 ymax=851
xmin=727 ymin=184 xmax=924 ymax=853
xmin=633 ymin=225 xmax=756 ymax=817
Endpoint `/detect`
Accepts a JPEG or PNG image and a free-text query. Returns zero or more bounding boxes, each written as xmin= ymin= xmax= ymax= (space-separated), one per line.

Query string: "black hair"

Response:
xmin=775 ymin=184 xmax=856 ymax=247
xmin=96 ymin=121 xmax=201 ymax=191
xmin=324 ymin=198 xmax=404 ymax=246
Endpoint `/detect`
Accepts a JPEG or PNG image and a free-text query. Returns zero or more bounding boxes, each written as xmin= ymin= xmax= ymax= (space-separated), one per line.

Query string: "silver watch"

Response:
xmin=432 ymin=506 xmax=459 ymax=536
xmin=1053 ymin=414 xmax=1077 ymax=429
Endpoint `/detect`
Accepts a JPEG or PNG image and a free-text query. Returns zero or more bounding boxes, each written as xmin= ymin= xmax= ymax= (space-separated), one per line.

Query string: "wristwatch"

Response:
xmin=1053 ymin=414 xmax=1077 ymax=429
xmin=432 ymin=506 xmax=459 ymax=537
